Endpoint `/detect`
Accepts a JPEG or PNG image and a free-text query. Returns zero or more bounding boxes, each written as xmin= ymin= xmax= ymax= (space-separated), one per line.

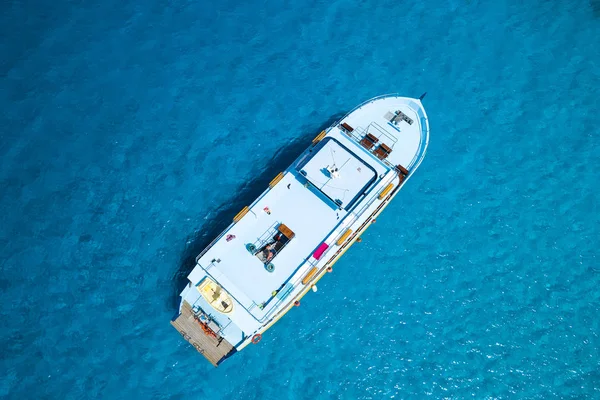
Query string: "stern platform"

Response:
xmin=170 ymin=301 xmax=236 ymax=366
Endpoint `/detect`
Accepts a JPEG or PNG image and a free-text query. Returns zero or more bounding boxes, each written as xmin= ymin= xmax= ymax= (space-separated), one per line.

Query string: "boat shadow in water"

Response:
xmin=593 ymin=0 xmax=600 ymax=17
xmin=170 ymin=112 xmax=346 ymax=311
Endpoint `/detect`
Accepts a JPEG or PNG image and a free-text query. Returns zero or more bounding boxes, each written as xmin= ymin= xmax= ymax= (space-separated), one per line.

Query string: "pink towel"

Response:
xmin=312 ymin=243 xmax=329 ymax=260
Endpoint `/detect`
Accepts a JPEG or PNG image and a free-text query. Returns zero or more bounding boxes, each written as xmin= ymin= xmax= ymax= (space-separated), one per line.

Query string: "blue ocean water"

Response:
xmin=1 ymin=0 xmax=599 ymax=398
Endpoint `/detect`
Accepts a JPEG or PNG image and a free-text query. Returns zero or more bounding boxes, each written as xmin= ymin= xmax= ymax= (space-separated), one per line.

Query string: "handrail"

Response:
xmin=370 ymin=121 xmax=398 ymax=145
xmin=333 ymin=93 xmax=404 ymax=127
xmin=406 ymin=113 xmax=430 ymax=171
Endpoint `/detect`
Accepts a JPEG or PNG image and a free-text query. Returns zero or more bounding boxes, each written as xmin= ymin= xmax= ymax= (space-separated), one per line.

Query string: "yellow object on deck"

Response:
xmin=269 ymin=172 xmax=284 ymax=188
xmin=233 ymin=206 xmax=249 ymax=222
xmin=378 ymin=183 xmax=394 ymax=200
xmin=301 ymin=267 xmax=318 ymax=285
xmin=197 ymin=278 xmax=234 ymax=314
xmin=312 ymin=130 xmax=326 ymax=144
xmin=278 ymin=223 xmax=295 ymax=239
xmin=336 ymin=228 xmax=353 ymax=246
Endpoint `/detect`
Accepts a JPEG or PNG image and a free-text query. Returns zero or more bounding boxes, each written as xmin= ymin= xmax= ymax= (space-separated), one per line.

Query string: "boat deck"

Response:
xmin=170 ymin=301 xmax=236 ymax=366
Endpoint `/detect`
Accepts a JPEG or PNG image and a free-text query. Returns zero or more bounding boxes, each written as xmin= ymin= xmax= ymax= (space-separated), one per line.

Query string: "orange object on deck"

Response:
xmin=301 ymin=267 xmax=318 ymax=285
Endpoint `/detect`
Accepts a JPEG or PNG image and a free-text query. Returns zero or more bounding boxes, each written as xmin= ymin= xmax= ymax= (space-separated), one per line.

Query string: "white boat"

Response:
xmin=171 ymin=94 xmax=430 ymax=366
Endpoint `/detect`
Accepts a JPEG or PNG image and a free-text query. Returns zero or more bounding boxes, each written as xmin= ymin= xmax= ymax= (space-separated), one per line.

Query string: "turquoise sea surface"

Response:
xmin=1 ymin=0 xmax=599 ymax=398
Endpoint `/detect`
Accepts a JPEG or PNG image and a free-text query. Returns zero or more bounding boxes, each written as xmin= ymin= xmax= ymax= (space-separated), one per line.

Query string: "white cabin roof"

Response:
xmin=298 ymin=138 xmax=377 ymax=209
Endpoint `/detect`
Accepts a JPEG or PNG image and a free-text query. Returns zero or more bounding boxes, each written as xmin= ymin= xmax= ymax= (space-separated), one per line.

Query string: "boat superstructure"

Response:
xmin=171 ymin=95 xmax=430 ymax=366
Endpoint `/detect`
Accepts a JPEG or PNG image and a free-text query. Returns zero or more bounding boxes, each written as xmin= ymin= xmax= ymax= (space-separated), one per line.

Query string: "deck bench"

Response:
xmin=360 ymin=133 xmax=379 ymax=150
xmin=340 ymin=122 xmax=354 ymax=133
xmin=396 ymin=164 xmax=409 ymax=176
xmin=374 ymin=143 xmax=392 ymax=160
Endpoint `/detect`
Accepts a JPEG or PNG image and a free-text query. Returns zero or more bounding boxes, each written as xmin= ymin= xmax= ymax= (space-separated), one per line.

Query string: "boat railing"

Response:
xmin=196 ymin=227 xmax=231 ymax=262
xmin=340 ymin=122 xmax=395 ymax=147
xmin=338 ymin=123 xmax=398 ymax=172
xmin=405 ymin=100 xmax=430 ymax=171
xmin=370 ymin=121 xmax=398 ymax=146
xmin=343 ymin=125 xmax=367 ymax=142
xmin=334 ymin=93 xmax=403 ymax=127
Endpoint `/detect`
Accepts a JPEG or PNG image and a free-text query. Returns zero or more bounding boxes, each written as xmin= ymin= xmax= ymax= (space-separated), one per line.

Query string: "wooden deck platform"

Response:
xmin=171 ymin=301 xmax=236 ymax=367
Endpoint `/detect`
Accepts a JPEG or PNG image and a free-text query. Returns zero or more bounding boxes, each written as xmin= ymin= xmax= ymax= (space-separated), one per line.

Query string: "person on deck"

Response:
xmin=264 ymin=243 xmax=277 ymax=262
